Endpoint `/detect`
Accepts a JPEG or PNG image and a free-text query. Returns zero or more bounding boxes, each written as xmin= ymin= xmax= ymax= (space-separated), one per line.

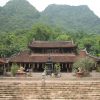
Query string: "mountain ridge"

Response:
xmin=0 ymin=0 xmax=40 ymax=32
xmin=40 ymin=4 xmax=100 ymax=33
xmin=0 ymin=0 xmax=100 ymax=33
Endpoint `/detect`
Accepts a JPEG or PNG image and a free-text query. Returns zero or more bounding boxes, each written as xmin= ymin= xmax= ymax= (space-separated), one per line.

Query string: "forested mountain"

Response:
xmin=40 ymin=4 xmax=100 ymax=33
xmin=0 ymin=0 xmax=100 ymax=57
xmin=0 ymin=0 xmax=40 ymax=32
xmin=0 ymin=0 xmax=100 ymax=33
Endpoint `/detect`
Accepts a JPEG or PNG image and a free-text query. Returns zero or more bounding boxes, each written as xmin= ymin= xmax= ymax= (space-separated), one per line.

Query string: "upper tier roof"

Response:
xmin=29 ymin=41 xmax=76 ymax=48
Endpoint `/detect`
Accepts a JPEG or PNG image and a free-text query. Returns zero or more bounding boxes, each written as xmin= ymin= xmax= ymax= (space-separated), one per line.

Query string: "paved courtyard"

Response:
xmin=0 ymin=71 xmax=100 ymax=81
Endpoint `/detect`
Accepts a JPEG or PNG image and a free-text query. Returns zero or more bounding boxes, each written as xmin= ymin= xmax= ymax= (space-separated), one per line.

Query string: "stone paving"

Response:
xmin=0 ymin=71 xmax=100 ymax=81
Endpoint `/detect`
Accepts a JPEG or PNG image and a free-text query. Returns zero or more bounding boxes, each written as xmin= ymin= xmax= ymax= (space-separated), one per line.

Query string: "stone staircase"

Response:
xmin=0 ymin=80 xmax=100 ymax=100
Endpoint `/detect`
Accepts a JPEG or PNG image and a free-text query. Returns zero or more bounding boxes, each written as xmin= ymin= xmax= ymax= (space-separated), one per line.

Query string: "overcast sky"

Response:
xmin=0 ymin=0 xmax=100 ymax=17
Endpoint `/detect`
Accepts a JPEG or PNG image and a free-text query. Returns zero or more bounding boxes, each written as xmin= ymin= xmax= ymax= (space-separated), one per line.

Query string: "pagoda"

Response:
xmin=8 ymin=41 xmax=100 ymax=72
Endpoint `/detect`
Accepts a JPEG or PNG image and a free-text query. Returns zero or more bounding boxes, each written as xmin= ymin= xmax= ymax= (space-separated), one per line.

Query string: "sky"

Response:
xmin=0 ymin=0 xmax=100 ymax=17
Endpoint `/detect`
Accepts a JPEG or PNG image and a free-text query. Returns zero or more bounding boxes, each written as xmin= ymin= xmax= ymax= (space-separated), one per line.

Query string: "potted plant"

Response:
xmin=73 ymin=57 xmax=94 ymax=77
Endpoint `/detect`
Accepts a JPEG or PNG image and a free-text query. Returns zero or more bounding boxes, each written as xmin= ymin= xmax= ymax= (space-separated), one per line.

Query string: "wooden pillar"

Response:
xmin=37 ymin=63 xmax=39 ymax=68
xmin=42 ymin=63 xmax=44 ymax=70
xmin=69 ymin=63 xmax=72 ymax=72
xmin=61 ymin=63 xmax=63 ymax=72
xmin=32 ymin=63 xmax=35 ymax=72
xmin=69 ymin=63 xmax=70 ymax=72
xmin=35 ymin=63 xmax=36 ymax=71
xmin=3 ymin=64 xmax=6 ymax=76
xmin=61 ymin=63 xmax=63 ymax=68
xmin=66 ymin=63 xmax=68 ymax=72
xmin=29 ymin=63 xmax=31 ymax=68
xmin=23 ymin=63 xmax=25 ymax=69
xmin=19 ymin=63 xmax=21 ymax=67
xmin=34 ymin=63 xmax=37 ymax=71
xmin=7 ymin=63 xmax=10 ymax=72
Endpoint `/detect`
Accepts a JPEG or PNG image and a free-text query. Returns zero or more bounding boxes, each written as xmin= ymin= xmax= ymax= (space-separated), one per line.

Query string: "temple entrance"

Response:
xmin=45 ymin=61 xmax=53 ymax=75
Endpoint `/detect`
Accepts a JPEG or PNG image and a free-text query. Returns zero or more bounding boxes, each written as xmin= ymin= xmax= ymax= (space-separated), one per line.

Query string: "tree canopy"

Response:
xmin=0 ymin=23 xmax=100 ymax=57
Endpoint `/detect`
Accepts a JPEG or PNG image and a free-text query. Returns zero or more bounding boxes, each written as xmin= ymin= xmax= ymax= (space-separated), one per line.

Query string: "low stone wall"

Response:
xmin=0 ymin=80 xmax=100 ymax=100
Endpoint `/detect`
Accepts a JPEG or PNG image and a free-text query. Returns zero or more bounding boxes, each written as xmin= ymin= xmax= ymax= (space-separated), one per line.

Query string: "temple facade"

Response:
xmin=8 ymin=41 xmax=100 ymax=73
xmin=0 ymin=58 xmax=7 ymax=75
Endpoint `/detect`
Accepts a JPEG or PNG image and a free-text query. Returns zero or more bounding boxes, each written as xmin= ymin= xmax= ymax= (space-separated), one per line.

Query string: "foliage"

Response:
xmin=54 ymin=63 xmax=61 ymax=76
xmin=0 ymin=23 xmax=100 ymax=57
xmin=70 ymin=32 xmax=100 ymax=56
xmin=0 ymin=32 xmax=28 ymax=57
xmin=29 ymin=23 xmax=54 ymax=41
xmin=96 ymin=66 xmax=100 ymax=72
xmin=56 ymin=34 xmax=71 ymax=41
xmin=73 ymin=57 xmax=95 ymax=73
xmin=11 ymin=63 xmax=19 ymax=76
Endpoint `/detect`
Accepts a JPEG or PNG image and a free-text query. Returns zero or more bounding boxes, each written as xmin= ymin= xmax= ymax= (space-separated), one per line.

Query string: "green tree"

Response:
xmin=56 ymin=34 xmax=71 ymax=41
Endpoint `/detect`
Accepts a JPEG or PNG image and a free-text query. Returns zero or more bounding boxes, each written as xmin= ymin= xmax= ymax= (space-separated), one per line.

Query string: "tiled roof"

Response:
xmin=30 ymin=54 xmax=76 ymax=62
xmin=9 ymin=49 xmax=100 ymax=63
xmin=9 ymin=51 xmax=31 ymax=63
xmin=78 ymin=49 xmax=100 ymax=61
xmin=9 ymin=51 xmax=76 ymax=63
xmin=29 ymin=41 xmax=76 ymax=48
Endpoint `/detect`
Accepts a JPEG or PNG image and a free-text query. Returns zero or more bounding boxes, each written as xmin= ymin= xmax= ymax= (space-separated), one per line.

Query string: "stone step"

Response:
xmin=0 ymin=81 xmax=100 ymax=100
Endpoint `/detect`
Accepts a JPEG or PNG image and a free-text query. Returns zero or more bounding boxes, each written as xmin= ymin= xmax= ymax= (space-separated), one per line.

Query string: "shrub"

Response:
xmin=96 ymin=67 xmax=100 ymax=72
xmin=54 ymin=63 xmax=61 ymax=76
xmin=11 ymin=64 xmax=19 ymax=76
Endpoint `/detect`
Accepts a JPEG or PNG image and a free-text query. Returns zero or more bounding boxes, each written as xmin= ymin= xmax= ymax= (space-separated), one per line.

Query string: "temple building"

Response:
xmin=8 ymin=41 xmax=100 ymax=72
